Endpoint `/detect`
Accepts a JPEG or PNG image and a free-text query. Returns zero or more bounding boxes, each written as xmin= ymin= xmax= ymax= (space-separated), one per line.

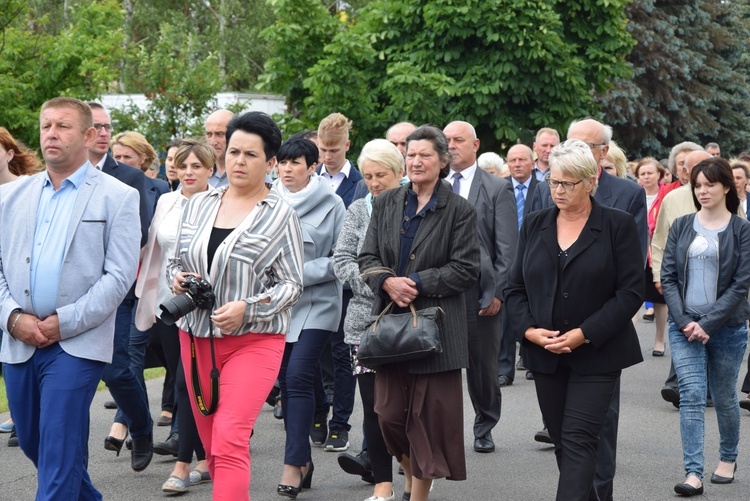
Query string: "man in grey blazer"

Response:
xmin=0 ymin=98 xmax=140 ymax=500
xmin=444 ymin=121 xmax=518 ymax=453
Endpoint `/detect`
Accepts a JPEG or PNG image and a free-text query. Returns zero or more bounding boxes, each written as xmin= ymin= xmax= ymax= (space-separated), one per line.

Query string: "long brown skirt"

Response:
xmin=373 ymin=364 xmax=466 ymax=480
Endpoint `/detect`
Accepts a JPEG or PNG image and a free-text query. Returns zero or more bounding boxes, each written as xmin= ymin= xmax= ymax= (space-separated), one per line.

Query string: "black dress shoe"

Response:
xmin=473 ymin=435 xmax=495 ymax=453
xmin=497 ymin=375 xmax=513 ymax=388
xmin=131 ymin=433 xmax=153 ymax=472
xmin=104 ymin=435 xmax=125 ymax=456
xmin=534 ymin=428 xmax=553 ymax=444
xmin=104 ymin=400 xmax=117 ymax=409
xmin=710 ymin=463 xmax=737 ymax=484
xmin=154 ymin=432 xmax=179 ymax=456
xmin=661 ymin=387 xmax=680 ymax=408
xmin=7 ymin=429 xmax=18 ymax=447
xmin=740 ymin=397 xmax=750 ymax=411
xmin=338 ymin=451 xmax=375 ymax=484
xmin=674 ymin=481 xmax=703 ymax=496
xmin=525 ymin=370 xmax=534 ymax=380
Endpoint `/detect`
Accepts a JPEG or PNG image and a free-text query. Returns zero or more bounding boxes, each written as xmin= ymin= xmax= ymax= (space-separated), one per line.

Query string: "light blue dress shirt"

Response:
xmin=30 ymin=162 xmax=90 ymax=319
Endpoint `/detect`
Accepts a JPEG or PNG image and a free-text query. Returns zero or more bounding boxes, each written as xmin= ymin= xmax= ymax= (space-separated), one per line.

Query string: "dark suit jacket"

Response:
xmin=146 ymin=177 xmax=170 ymax=216
xmin=317 ymin=161 xmax=363 ymax=209
xmin=504 ymin=199 xmax=644 ymax=375
xmin=469 ymin=168 xmax=517 ymax=308
xmin=101 ymin=155 xmax=151 ymax=247
xmin=359 ymin=180 xmax=480 ymax=374
xmin=529 ymin=170 xmax=648 ymax=265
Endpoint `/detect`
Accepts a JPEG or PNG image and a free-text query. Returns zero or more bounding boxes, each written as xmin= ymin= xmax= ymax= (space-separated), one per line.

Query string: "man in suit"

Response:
xmin=312 ymin=112 xmax=362 ymax=451
xmin=444 ymin=120 xmax=517 ymax=453
xmin=529 ymin=118 xmax=648 ymax=501
xmin=87 ymin=102 xmax=154 ymax=471
xmin=532 ymin=128 xmax=560 ymax=181
xmin=204 ymin=109 xmax=234 ymax=188
xmin=497 ymin=144 xmax=538 ymax=388
xmin=0 ymin=97 xmax=140 ymax=499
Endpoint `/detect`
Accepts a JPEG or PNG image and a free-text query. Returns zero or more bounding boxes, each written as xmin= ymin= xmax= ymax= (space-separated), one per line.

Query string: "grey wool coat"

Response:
xmin=358 ymin=180 xmax=480 ymax=374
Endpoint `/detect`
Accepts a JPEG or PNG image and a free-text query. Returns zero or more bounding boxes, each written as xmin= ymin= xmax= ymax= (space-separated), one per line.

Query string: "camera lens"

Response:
xmin=159 ymin=293 xmax=196 ymax=325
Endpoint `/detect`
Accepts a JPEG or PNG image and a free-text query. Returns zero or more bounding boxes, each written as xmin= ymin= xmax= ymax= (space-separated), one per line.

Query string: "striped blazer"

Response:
xmin=166 ymin=186 xmax=304 ymax=339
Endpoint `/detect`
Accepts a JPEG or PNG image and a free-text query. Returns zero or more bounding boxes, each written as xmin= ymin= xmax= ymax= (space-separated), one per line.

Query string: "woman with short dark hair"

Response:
xmin=167 ymin=112 xmax=304 ymax=500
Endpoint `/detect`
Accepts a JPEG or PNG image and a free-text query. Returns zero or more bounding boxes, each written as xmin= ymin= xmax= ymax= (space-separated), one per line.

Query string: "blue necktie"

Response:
xmin=516 ymin=184 xmax=526 ymax=230
xmin=452 ymin=172 xmax=462 ymax=195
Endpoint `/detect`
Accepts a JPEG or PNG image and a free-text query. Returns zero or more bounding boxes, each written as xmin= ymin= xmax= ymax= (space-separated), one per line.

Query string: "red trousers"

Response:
xmin=180 ymin=329 xmax=285 ymax=501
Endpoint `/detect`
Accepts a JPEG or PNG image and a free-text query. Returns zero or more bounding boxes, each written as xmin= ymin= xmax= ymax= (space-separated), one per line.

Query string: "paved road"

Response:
xmin=0 ymin=317 xmax=749 ymax=500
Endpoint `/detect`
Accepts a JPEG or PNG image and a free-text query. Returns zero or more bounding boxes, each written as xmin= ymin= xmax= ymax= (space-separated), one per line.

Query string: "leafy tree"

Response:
xmin=0 ymin=0 xmax=124 ymax=148
xmin=112 ymin=19 xmax=223 ymax=154
xmin=598 ymin=0 xmax=750 ymax=158
xmin=260 ymin=0 xmax=634 ymax=152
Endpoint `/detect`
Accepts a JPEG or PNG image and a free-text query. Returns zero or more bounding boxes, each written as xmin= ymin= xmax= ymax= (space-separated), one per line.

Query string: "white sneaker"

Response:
xmin=364 ymin=491 xmax=395 ymax=501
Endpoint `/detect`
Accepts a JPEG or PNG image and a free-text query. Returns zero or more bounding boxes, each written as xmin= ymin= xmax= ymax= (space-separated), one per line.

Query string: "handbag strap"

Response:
xmin=362 ymin=266 xmax=397 ymax=278
xmin=372 ymin=302 xmax=419 ymax=332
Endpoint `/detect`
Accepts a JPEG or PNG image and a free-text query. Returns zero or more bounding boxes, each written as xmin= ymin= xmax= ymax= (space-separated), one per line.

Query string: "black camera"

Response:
xmin=160 ymin=275 xmax=216 ymax=326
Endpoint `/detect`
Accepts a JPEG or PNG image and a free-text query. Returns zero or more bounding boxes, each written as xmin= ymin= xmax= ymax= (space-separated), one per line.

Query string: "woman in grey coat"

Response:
xmin=274 ymin=138 xmax=346 ymax=499
xmin=333 ymin=139 xmax=405 ymax=501
xmin=358 ymin=125 xmax=480 ymax=501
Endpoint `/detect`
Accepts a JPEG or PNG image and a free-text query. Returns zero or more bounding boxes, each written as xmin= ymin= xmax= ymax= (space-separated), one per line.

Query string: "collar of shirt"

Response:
xmin=405 ymin=182 xmax=440 ymax=217
xmin=532 ymin=163 xmax=548 ymax=181
xmin=94 ymin=156 xmax=106 ymax=171
xmin=511 ymin=176 xmax=531 ymax=190
xmin=447 ymin=163 xmax=478 ymax=199
xmin=321 ymin=160 xmax=352 ymax=179
xmin=43 ymin=160 xmax=91 ymax=189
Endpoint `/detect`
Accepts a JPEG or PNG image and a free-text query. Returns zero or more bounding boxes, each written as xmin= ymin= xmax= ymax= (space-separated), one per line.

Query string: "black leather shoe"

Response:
xmin=154 ymin=432 xmax=179 ymax=456
xmin=525 ymin=371 xmax=534 ymax=380
xmin=104 ymin=400 xmax=117 ymax=409
xmin=131 ymin=433 xmax=153 ymax=472
xmin=104 ymin=435 xmax=125 ymax=456
xmin=497 ymin=375 xmax=513 ymax=388
xmin=741 ymin=397 xmax=750 ymax=411
xmin=674 ymin=481 xmax=703 ymax=496
xmin=338 ymin=451 xmax=375 ymax=484
xmin=710 ymin=463 xmax=737 ymax=484
xmin=534 ymin=428 xmax=553 ymax=444
xmin=661 ymin=387 xmax=680 ymax=408
xmin=473 ymin=435 xmax=495 ymax=453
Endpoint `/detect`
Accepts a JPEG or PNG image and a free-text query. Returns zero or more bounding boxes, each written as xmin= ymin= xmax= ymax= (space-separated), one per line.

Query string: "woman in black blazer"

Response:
xmin=359 ymin=125 xmax=479 ymax=501
xmin=505 ymin=139 xmax=643 ymax=501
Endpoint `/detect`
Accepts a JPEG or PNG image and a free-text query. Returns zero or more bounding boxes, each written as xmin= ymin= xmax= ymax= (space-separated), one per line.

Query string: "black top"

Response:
xmin=208 ymin=227 xmax=235 ymax=272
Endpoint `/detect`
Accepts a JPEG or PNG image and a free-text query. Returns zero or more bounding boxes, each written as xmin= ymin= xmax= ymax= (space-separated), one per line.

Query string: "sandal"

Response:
xmin=189 ymin=469 xmax=211 ymax=485
xmin=162 ymin=475 xmax=189 ymax=493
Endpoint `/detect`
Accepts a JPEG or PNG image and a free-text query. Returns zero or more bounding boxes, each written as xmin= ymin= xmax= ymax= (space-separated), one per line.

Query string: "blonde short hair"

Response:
xmin=605 ymin=140 xmax=628 ymax=178
xmin=549 ymin=139 xmax=598 ymax=195
xmin=357 ymin=139 xmax=404 ymax=177
xmin=318 ymin=112 xmax=352 ymax=144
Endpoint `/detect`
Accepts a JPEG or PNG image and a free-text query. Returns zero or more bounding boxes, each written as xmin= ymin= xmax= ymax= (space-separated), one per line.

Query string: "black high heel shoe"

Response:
xmin=104 ymin=436 xmax=124 ymax=456
xmin=277 ymin=462 xmax=314 ymax=499
xmin=277 ymin=473 xmax=303 ymax=499
xmin=301 ymin=461 xmax=314 ymax=489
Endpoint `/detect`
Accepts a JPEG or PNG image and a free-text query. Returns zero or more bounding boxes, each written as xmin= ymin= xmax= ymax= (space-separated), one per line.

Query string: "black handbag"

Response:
xmin=357 ymin=301 xmax=444 ymax=366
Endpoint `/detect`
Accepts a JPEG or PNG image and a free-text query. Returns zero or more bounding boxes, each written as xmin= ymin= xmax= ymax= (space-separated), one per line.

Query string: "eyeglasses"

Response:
xmin=585 ymin=142 xmax=605 ymax=150
xmin=546 ymin=178 xmax=583 ymax=191
xmin=93 ymin=123 xmax=114 ymax=133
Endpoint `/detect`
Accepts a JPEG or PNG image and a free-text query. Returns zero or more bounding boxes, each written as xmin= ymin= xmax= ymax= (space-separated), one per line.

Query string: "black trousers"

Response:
xmin=155 ymin=318 xmax=206 ymax=463
xmin=464 ymin=288 xmax=502 ymax=439
xmin=358 ymin=373 xmax=393 ymax=483
xmin=496 ymin=309 xmax=516 ymax=381
xmin=533 ymin=362 xmax=621 ymax=501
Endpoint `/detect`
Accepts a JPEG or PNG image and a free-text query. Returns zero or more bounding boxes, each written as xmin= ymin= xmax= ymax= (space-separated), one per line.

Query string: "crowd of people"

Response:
xmin=0 ymin=97 xmax=749 ymax=501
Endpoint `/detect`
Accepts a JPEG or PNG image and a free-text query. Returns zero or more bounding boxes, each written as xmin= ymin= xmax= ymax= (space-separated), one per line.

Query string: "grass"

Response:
xmin=0 ymin=367 xmax=166 ymax=414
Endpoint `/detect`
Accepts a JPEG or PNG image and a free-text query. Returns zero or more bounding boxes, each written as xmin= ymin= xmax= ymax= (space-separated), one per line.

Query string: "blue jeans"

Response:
xmin=279 ymin=329 xmax=332 ymax=465
xmin=114 ymin=300 xmax=150 ymax=427
xmin=102 ymin=300 xmax=153 ymax=439
xmin=669 ymin=321 xmax=747 ymax=479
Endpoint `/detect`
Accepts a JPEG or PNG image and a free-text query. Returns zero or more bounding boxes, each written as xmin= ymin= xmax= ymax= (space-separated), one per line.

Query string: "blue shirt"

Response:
xmin=397 ymin=183 xmax=439 ymax=292
xmin=30 ymin=162 xmax=90 ymax=318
